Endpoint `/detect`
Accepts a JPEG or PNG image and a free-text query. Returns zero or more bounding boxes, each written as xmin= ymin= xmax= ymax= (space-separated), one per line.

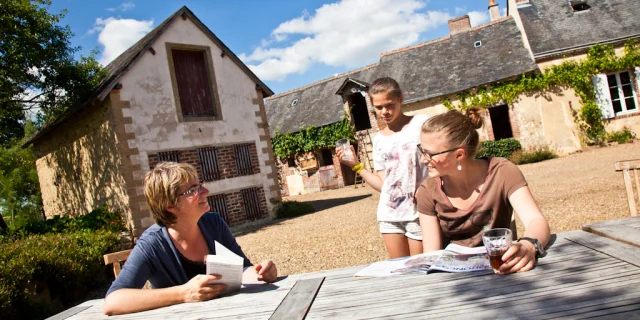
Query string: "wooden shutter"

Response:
xmin=592 ymin=74 xmax=614 ymax=119
xmin=157 ymin=151 xmax=180 ymax=163
xmin=198 ymin=147 xmax=221 ymax=181
xmin=207 ymin=194 xmax=230 ymax=224
xmin=234 ymin=144 xmax=253 ymax=176
xmin=241 ymin=187 xmax=264 ymax=220
xmin=172 ymin=49 xmax=215 ymax=117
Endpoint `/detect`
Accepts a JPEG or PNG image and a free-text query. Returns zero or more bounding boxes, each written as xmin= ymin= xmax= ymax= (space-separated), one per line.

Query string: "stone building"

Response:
xmin=24 ymin=7 xmax=281 ymax=236
xmin=266 ymin=0 xmax=640 ymax=197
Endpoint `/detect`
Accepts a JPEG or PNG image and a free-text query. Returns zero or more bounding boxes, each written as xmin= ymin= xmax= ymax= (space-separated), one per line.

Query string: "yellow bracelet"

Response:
xmin=351 ymin=163 xmax=363 ymax=174
xmin=356 ymin=166 xmax=364 ymax=174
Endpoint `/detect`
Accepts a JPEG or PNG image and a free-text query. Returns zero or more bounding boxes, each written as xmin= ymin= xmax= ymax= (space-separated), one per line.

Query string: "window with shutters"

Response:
xmin=198 ymin=147 xmax=222 ymax=181
xmin=207 ymin=193 xmax=230 ymax=224
xmin=166 ymin=43 xmax=222 ymax=122
xmin=234 ymin=144 xmax=254 ymax=176
xmin=607 ymin=71 xmax=638 ymax=115
xmin=157 ymin=151 xmax=180 ymax=163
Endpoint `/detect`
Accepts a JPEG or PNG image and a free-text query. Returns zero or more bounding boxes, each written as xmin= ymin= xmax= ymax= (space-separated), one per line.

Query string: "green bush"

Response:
xmin=509 ymin=146 xmax=558 ymax=165
xmin=605 ymin=127 xmax=636 ymax=144
xmin=0 ymin=230 xmax=120 ymax=320
xmin=8 ymin=206 xmax=126 ymax=239
xmin=275 ymin=201 xmax=315 ymax=219
xmin=476 ymin=139 xmax=522 ymax=158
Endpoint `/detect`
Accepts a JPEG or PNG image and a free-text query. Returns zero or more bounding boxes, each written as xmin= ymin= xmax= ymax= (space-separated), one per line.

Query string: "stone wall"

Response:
xmin=32 ymin=97 xmax=133 ymax=225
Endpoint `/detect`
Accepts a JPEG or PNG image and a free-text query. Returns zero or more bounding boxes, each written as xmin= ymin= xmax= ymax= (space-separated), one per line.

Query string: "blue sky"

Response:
xmin=50 ymin=0 xmax=508 ymax=94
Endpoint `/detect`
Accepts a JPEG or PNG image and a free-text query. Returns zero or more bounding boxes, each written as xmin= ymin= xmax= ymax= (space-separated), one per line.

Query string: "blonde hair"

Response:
xmin=143 ymin=162 xmax=199 ymax=225
xmin=368 ymin=77 xmax=403 ymax=101
xmin=421 ymin=108 xmax=484 ymax=158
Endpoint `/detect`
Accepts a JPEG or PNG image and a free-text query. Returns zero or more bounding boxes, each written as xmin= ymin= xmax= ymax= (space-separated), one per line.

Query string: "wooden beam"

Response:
xmin=270 ymin=277 xmax=325 ymax=320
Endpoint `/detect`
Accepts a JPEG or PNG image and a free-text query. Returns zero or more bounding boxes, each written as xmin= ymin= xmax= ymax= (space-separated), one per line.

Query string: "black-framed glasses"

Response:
xmin=416 ymin=144 xmax=460 ymax=161
xmin=178 ymin=183 xmax=205 ymax=198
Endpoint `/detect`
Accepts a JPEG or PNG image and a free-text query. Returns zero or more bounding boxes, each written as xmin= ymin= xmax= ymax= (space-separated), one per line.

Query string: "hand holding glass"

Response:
xmin=336 ymin=139 xmax=353 ymax=161
xmin=482 ymin=228 xmax=512 ymax=273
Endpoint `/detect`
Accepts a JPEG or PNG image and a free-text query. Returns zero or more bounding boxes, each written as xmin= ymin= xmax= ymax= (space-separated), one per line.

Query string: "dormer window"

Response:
xmin=569 ymin=0 xmax=590 ymax=12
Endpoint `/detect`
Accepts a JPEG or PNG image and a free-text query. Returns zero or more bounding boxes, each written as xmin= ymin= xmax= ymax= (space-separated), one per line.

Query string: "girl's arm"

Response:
xmin=419 ymin=213 xmax=442 ymax=252
xmin=499 ymin=186 xmax=550 ymax=274
xmin=336 ymin=145 xmax=385 ymax=192
xmin=510 ymin=186 xmax=550 ymax=247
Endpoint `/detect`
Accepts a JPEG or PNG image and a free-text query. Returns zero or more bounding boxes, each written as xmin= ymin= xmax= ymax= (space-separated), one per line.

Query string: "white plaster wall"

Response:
xmin=117 ymin=17 xmax=277 ymax=215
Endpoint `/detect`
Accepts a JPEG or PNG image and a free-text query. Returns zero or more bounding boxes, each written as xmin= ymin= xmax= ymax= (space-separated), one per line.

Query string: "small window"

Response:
xmin=157 ymin=151 xmax=180 ymax=163
xmin=319 ymin=149 xmax=333 ymax=166
xmin=171 ymin=49 xmax=216 ymax=117
xmin=207 ymin=194 xmax=230 ymax=224
xmin=241 ymin=187 xmax=265 ymax=220
xmin=234 ymin=144 xmax=254 ymax=176
xmin=286 ymin=157 xmax=295 ymax=167
xmin=198 ymin=147 xmax=221 ymax=181
xmin=291 ymin=99 xmax=299 ymax=107
xmin=474 ymin=41 xmax=482 ymax=48
xmin=570 ymin=0 xmax=590 ymax=11
xmin=607 ymin=71 xmax=637 ymax=115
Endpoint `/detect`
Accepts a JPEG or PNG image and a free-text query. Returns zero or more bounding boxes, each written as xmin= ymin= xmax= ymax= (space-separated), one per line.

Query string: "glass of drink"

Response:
xmin=482 ymin=228 xmax=512 ymax=274
xmin=336 ymin=139 xmax=353 ymax=161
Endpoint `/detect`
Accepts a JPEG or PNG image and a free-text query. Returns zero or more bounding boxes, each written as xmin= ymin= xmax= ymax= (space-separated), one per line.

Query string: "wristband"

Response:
xmin=351 ymin=163 xmax=363 ymax=174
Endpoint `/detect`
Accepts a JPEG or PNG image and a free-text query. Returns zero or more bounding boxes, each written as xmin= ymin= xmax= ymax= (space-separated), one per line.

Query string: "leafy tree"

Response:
xmin=0 ymin=0 xmax=106 ymax=125
xmin=0 ymin=0 xmax=106 ymax=225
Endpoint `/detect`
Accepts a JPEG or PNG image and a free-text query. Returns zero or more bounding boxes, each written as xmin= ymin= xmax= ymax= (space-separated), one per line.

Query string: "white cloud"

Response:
xmin=107 ymin=2 xmax=136 ymax=12
xmin=91 ymin=17 xmax=154 ymax=65
xmin=468 ymin=10 xmax=490 ymax=27
xmin=455 ymin=7 xmax=466 ymax=14
xmin=501 ymin=7 xmax=507 ymax=17
xmin=240 ymin=0 xmax=451 ymax=82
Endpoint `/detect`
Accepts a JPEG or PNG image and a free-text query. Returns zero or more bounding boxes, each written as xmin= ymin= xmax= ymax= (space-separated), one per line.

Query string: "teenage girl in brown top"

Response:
xmin=415 ymin=108 xmax=550 ymax=274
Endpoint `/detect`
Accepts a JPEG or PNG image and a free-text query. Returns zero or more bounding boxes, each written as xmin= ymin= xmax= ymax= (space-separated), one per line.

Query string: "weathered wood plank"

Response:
xmin=581 ymin=224 xmax=640 ymax=248
xmin=307 ymin=271 xmax=640 ymax=319
xmin=46 ymin=306 xmax=91 ymax=320
xmin=564 ymin=230 xmax=640 ymax=267
xmin=269 ymin=277 xmax=324 ymax=320
xmin=308 ymin=260 xmax=638 ymax=317
xmin=583 ymin=216 xmax=640 ymax=229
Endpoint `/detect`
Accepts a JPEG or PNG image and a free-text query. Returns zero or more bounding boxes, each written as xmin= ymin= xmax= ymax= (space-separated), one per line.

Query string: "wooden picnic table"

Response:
xmin=51 ymin=230 xmax=640 ymax=320
xmin=583 ymin=216 xmax=640 ymax=248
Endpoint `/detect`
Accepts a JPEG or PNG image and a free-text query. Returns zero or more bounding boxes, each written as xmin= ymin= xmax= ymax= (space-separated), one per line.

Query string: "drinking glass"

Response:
xmin=482 ymin=228 xmax=512 ymax=273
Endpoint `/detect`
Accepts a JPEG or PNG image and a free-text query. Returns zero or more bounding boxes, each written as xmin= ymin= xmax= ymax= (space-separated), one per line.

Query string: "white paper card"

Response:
xmin=206 ymin=241 xmax=244 ymax=294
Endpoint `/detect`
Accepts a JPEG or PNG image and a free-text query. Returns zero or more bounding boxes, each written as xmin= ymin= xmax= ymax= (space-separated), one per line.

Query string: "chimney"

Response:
xmin=448 ymin=15 xmax=471 ymax=35
xmin=489 ymin=0 xmax=500 ymax=21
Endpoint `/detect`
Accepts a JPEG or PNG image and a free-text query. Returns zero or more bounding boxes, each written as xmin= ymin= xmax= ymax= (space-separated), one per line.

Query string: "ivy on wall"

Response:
xmin=271 ymin=115 xmax=355 ymax=159
xmin=442 ymin=40 xmax=640 ymax=144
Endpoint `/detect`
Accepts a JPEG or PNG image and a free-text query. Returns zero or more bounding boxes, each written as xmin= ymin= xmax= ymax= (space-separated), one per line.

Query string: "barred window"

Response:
xmin=157 ymin=151 xmax=180 ymax=163
xmin=207 ymin=193 xmax=230 ymax=224
xmin=240 ymin=187 xmax=264 ymax=220
xmin=198 ymin=147 xmax=221 ymax=181
xmin=234 ymin=144 xmax=254 ymax=176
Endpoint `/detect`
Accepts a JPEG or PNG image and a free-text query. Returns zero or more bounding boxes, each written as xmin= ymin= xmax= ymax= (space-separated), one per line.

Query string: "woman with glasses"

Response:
xmin=336 ymin=77 xmax=429 ymax=259
xmin=415 ymin=108 xmax=550 ymax=274
xmin=103 ymin=162 xmax=277 ymax=315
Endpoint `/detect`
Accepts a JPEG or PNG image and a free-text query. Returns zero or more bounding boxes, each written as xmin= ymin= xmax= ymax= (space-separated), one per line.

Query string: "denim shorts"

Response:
xmin=379 ymin=219 xmax=422 ymax=240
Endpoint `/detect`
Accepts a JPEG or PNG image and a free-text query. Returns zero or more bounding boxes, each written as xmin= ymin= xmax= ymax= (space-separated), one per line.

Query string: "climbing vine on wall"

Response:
xmin=271 ymin=114 xmax=355 ymax=159
xmin=442 ymin=40 xmax=640 ymax=144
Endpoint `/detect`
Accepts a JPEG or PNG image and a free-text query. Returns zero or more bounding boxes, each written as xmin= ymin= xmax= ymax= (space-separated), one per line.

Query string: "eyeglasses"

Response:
xmin=416 ymin=144 xmax=460 ymax=161
xmin=178 ymin=183 xmax=205 ymax=198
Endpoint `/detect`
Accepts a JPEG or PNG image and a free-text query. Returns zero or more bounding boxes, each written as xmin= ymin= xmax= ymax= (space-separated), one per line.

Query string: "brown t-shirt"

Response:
xmin=415 ymin=157 xmax=527 ymax=247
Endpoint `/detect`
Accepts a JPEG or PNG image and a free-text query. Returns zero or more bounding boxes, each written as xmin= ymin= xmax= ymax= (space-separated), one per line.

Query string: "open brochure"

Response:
xmin=206 ymin=241 xmax=244 ymax=294
xmin=354 ymin=244 xmax=491 ymax=277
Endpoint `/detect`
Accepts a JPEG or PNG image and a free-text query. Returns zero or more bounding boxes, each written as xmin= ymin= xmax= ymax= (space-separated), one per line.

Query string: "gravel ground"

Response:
xmin=235 ymin=142 xmax=640 ymax=276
